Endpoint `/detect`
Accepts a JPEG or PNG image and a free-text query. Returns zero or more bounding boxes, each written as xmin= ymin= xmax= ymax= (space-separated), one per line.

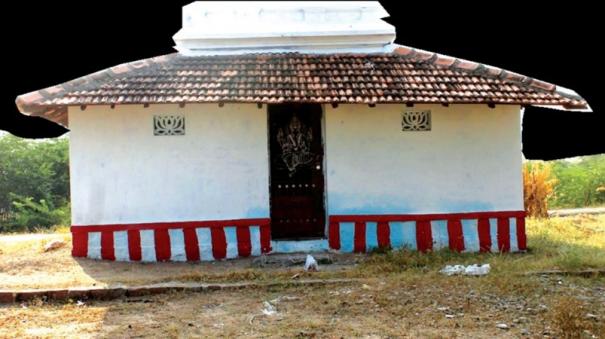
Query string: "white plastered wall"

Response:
xmin=68 ymin=102 xmax=523 ymax=227
xmin=68 ymin=104 xmax=269 ymax=226
xmin=324 ymin=104 xmax=523 ymax=215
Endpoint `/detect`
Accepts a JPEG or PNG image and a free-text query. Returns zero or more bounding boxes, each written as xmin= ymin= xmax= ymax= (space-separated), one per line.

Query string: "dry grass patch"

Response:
xmin=549 ymin=295 xmax=604 ymax=338
xmin=3 ymin=274 xmax=602 ymax=338
xmin=0 ymin=233 xmax=92 ymax=289
xmin=2 ymin=213 xmax=604 ymax=337
xmin=527 ymin=214 xmax=605 ymax=271
xmin=0 ymin=301 xmax=106 ymax=338
xmin=0 ymin=215 xmax=603 ymax=291
xmin=356 ymin=215 xmax=605 ymax=282
xmin=523 ymin=162 xmax=557 ymax=218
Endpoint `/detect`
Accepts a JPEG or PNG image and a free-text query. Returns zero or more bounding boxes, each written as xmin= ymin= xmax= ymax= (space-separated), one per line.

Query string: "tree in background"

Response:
xmin=523 ymin=155 xmax=605 ymax=217
xmin=0 ymin=135 xmax=70 ymax=231
xmin=550 ymin=156 xmax=605 ymax=208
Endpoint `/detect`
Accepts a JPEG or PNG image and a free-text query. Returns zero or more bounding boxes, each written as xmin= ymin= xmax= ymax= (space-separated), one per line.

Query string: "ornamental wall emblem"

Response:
xmin=402 ymin=110 xmax=431 ymax=131
xmin=154 ymin=115 xmax=185 ymax=136
xmin=276 ymin=115 xmax=313 ymax=176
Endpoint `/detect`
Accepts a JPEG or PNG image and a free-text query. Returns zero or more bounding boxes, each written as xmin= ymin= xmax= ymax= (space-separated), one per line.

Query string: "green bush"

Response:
xmin=5 ymin=195 xmax=70 ymax=232
xmin=549 ymin=155 xmax=605 ymax=208
xmin=0 ymin=135 xmax=70 ymax=232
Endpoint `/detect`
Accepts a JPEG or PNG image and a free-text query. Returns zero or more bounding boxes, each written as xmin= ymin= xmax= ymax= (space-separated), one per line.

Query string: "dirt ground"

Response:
xmin=0 ymin=231 xmax=359 ymax=290
xmin=1 ymin=215 xmax=604 ymax=338
xmin=1 ymin=274 xmax=603 ymax=338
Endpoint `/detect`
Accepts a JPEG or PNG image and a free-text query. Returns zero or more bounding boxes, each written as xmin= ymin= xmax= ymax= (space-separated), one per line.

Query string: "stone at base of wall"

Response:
xmin=270 ymin=239 xmax=329 ymax=253
xmin=69 ymin=211 xmax=526 ymax=262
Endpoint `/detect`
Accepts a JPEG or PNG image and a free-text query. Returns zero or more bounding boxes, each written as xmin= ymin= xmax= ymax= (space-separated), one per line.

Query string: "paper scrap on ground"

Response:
xmin=304 ymin=254 xmax=319 ymax=271
xmin=262 ymin=301 xmax=277 ymax=316
xmin=440 ymin=264 xmax=491 ymax=276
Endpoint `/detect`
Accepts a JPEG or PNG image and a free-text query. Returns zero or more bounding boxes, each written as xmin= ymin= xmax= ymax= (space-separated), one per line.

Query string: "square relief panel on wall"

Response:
xmin=153 ymin=115 xmax=185 ymax=136
xmin=401 ymin=110 xmax=431 ymax=131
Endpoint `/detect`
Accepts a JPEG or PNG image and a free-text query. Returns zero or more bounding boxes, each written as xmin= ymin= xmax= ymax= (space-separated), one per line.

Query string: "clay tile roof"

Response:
xmin=15 ymin=49 xmax=590 ymax=127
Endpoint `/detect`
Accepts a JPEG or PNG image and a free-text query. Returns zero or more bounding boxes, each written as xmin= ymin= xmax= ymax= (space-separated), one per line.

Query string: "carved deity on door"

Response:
xmin=276 ymin=115 xmax=314 ymax=176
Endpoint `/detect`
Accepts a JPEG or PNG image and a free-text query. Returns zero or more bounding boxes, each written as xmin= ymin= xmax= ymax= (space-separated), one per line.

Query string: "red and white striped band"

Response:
xmin=71 ymin=218 xmax=271 ymax=261
xmin=71 ymin=211 xmax=526 ymax=261
xmin=329 ymin=211 xmax=526 ymax=253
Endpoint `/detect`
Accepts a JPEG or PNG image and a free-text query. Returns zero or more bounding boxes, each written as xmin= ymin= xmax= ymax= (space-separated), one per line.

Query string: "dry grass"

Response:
xmin=549 ymin=295 xmax=604 ymax=338
xmin=0 ymin=233 xmax=100 ymax=289
xmin=527 ymin=214 xmax=605 ymax=270
xmin=1 ymin=275 xmax=603 ymax=338
xmin=357 ymin=214 xmax=605 ymax=281
xmin=523 ymin=162 xmax=557 ymax=218
xmin=1 ymin=215 xmax=604 ymax=337
xmin=0 ymin=302 xmax=106 ymax=338
xmin=1 ymin=215 xmax=604 ymax=291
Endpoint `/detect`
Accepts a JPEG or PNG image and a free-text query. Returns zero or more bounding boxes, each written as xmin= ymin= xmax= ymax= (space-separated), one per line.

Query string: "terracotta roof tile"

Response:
xmin=16 ymin=51 xmax=589 ymax=126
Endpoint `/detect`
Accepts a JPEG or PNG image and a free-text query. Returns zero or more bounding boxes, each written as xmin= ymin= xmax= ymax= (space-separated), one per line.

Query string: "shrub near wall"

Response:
xmin=523 ymin=162 xmax=557 ymax=218
xmin=524 ymin=155 xmax=605 ymax=216
xmin=0 ymin=135 xmax=70 ymax=232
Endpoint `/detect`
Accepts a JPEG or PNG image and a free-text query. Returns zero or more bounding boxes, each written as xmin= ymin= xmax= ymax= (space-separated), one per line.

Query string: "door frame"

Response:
xmin=266 ymin=103 xmax=329 ymax=239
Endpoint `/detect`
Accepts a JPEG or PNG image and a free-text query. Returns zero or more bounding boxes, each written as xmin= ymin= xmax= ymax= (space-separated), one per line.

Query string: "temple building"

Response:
xmin=15 ymin=2 xmax=590 ymax=261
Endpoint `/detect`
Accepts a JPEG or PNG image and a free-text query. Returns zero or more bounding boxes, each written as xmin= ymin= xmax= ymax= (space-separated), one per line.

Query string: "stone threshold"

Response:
xmin=0 ymin=278 xmax=358 ymax=304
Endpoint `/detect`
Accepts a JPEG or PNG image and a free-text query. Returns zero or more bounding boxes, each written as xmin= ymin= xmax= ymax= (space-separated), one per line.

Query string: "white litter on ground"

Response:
xmin=440 ymin=264 xmax=491 ymax=276
xmin=261 ymin=301 xmax=277 ymax=316
xmin=304 ymin=254 xmax=319 ymax=271
xmin=496 ymin=323 xmax=509 ymax=330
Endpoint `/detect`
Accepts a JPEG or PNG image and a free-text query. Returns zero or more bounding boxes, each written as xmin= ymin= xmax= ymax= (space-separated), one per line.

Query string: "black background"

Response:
xmin=1 ymin=1 xmax=602 ymax=159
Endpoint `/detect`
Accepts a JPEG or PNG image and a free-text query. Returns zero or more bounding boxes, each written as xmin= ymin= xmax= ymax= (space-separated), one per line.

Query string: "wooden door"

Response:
xmin=269 ymin=104 xmax=325 ymax=239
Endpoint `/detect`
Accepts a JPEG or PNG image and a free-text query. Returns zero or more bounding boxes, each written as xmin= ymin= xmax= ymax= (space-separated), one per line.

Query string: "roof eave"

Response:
xmin=16 ymin=102 xmax=69 ymax=127
xmin=17 ymin=99 xmax=591 ymax=130
xmin=13 ymin=53 xmax=177 ymax=127
xmin=13 ymin=51 xmax=591 ymax=121
xmin=533 ymin=102 xmax=593 ymax=113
